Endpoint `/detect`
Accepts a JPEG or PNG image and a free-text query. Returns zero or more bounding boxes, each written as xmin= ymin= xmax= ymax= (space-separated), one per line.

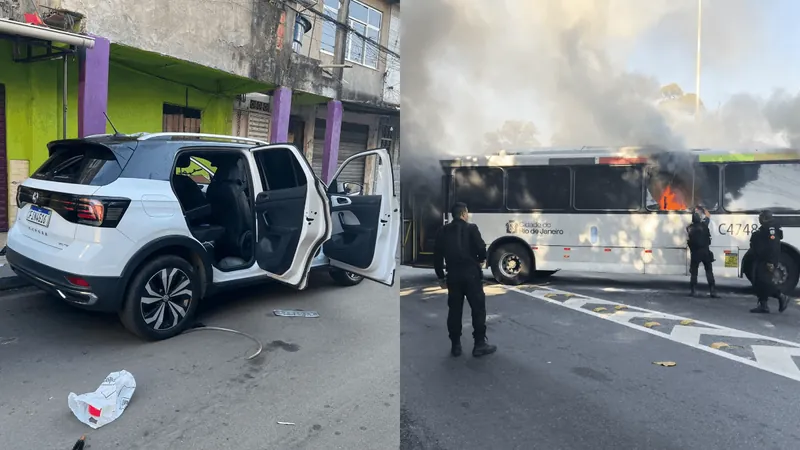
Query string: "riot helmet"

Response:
xmin=758 ymin=210 xmax=774 ymax=225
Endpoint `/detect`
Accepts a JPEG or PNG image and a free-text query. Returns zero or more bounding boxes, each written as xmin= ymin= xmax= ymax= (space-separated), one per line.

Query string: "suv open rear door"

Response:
xmin=250 ymin=144 xmax=331 ymax=290
xmin=324 ymin=149 xmax=398 ymax=286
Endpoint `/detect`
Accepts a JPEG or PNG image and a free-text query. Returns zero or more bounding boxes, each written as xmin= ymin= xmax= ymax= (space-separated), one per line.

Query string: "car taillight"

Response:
xmin=53 ymin=196 xmax=131 ymax=228
xmin=16 ymin=185 xmax=26 ymax=208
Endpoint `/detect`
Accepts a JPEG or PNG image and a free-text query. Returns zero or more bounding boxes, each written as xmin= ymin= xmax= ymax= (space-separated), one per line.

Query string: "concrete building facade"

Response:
xmin=0 ymin=0 xmax=400 ymax=230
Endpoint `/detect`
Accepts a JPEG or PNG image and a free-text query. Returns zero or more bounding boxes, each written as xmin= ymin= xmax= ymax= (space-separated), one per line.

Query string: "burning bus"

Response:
xmin=401 ymin=146 xmax=800 ymax=293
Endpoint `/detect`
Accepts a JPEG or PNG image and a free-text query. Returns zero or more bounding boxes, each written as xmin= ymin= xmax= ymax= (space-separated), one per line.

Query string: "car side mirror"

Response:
xmin=342 ymin=181 xmax=363 ymax=196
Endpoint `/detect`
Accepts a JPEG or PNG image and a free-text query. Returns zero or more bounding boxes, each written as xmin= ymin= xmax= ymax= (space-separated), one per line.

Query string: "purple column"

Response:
xmin=269 ymin=86 xmax=292 ymax=143
xmin=321 ymin=100 xmax=343 ymax=184
xmin=78 ymin=35 xmax=110 ymax=137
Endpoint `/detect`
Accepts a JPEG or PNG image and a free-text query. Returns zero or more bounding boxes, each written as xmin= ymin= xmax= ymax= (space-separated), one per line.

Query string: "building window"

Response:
xmin=163 ymin=104 xmax=202 ymax=133
xmin=506 ymin=166 xmax=571 ymax=211
xmin=320 ymin=0 xmax=382 ymax=69
xmin=321 ymin=0 xmax=338 ymax=54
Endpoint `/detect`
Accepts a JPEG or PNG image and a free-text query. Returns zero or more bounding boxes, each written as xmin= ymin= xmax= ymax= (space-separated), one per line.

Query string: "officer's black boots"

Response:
xmin=472 ymin=338 xmax=497 ymax=357
xmin=778 ymin=293 xmax=791 ymax=313
xmin=750 ymin=300 xmax=770 ymax=314
xmin=451 ymin=340 xmax=462 ymax=357
xmin=709 ymin=286 xmax=720 ymax=298
xmin=689 ymin=285 xmax=697 ymax=297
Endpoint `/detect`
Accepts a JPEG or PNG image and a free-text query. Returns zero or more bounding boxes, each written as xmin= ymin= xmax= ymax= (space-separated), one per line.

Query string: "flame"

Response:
xmin=660 ymin=185 xmax=687 ymax=211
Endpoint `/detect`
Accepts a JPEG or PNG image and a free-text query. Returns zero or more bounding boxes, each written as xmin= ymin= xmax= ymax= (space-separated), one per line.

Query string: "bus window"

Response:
xmin=506 ymin=166 xmax=570 ymax=211
xmin=453 ymin=167 xmax=504 ymax=212
xmin=694 ymin=164 xmax=720 ymax=211
xmin=723 ymin=162 xmax=800 ymax=212
xmin=645 ymin=168 xmax=692 ymax=212
xmin=574 ymin=165 xmax=643 ymax=211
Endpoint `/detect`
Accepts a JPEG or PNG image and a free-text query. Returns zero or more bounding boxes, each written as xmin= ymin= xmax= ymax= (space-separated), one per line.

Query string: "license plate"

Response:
xmin=26 ymin=206 xmax=52 ymax=228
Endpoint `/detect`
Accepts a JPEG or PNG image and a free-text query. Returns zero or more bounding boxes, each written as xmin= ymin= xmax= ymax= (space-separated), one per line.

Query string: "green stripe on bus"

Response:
xmin=698 ymin=153 xmax=800 ymax=163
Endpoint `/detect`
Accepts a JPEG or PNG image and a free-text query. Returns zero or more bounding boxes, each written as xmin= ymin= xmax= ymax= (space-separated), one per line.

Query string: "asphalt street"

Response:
xmin=400 ymin=267 xmax=800 ymax=450
xmin=0 ymin=272 xmax=399 ymax=450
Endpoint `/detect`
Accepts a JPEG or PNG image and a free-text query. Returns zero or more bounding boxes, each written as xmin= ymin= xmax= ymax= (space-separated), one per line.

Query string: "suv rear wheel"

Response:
xmin=119 ymin=255 xmax=200 ymax=340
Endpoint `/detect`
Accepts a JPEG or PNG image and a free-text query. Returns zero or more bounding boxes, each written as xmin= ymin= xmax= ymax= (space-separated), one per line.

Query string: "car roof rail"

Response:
xmin=137 ymin=132 xmax=269 ymax=146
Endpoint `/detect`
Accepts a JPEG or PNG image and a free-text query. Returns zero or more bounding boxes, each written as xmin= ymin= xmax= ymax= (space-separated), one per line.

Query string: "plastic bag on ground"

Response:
xmin=68 ymin=370 xmax=136 ymax=429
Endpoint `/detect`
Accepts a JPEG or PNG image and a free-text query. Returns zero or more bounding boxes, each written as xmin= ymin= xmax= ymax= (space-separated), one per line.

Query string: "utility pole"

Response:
xmin=332 ymin=0 xmax=351 ymax=100
xmin=694 ymin=0 xmax=702 ymax=118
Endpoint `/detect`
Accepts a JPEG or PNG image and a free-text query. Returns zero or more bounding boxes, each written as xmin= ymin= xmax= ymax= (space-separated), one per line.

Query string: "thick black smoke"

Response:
xmin=401 ymin=0 xmax=800 ymax=199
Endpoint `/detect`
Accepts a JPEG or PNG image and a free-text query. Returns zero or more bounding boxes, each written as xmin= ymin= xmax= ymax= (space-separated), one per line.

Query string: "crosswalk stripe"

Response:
xmin=506 ymin=284 xmax=800 ymax=383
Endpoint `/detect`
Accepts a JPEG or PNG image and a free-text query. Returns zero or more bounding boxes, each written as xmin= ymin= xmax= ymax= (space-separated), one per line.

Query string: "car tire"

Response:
xmin=490 ymin=243 xmax=532 ymax=286
xmin=329 ymin=269 xmax=364 ymax=286
xmin=119 ymin=255 xmax=200 ymax=341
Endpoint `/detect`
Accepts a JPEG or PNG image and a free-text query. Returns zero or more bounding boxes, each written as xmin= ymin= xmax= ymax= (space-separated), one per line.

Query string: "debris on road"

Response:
xmin=653 ymin=361 xmax=677 ymax=367
xmin=71 ymin=435 xmax=86 ymax=450
xmin=643 ymin=321 xmax=661 ymax=328
xmin=277 ymin=421 xmax=296 ymax=426
xmin=614 ymin=305 xmax=628 ymax=310
xmin=184 ymin=323 xmax=263 ymax=360
xmin=274 ymin=309 xmax=320 ymax=318
xmin=680 ymin=319 xmax=695 ymax=325
xmin=68 ymin=370 xmax=136 ymax=429
xmin=592 ymin=307 xmax=607 ymax=313
xmin=0 ymin=337 xmax=17 ymax=345
xmin=710 ymin=342 xmax=730 ymax=349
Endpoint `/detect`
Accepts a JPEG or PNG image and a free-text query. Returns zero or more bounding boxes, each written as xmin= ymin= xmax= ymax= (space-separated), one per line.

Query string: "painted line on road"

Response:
xmin=505 ymin=284 xmax=800 ymax=383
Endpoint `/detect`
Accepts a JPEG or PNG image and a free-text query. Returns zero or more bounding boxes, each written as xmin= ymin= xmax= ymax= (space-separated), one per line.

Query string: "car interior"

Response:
xmin=323 ymin=159 xmax=383 ymax=269
xmin=252 ymin=148 xmax=312 ymax=276
xmin=172 ymin=151 xmax=255 ymax=271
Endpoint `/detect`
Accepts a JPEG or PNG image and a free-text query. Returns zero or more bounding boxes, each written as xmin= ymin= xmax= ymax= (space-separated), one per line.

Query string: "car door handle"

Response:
xmin=332 ymin=196 xmax=351 ymax=206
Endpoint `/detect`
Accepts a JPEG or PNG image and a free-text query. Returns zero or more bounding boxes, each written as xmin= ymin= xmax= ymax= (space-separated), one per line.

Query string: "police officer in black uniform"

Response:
xmin=749 ymin=210 xmax=791 ymax=314
xmin=687 ymin=205 xmax=719 ymax=298
xmin=433 ymin=202 xmax=497 ymax=358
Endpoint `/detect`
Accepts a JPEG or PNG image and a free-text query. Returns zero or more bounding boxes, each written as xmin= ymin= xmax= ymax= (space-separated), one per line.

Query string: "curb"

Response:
xmin=0 ymin=273 xmax=29 ymax=291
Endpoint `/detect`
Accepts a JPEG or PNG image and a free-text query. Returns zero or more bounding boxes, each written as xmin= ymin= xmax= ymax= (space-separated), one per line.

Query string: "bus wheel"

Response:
xmin=490 ymin=243 xmax=532 ymax=285
xmin=774 ymin=253 xmax=800 ymax=294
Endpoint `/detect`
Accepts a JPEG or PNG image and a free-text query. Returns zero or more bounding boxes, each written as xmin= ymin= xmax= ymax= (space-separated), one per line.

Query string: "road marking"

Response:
xmin=506 ymin=284 xmax=800 ymax=383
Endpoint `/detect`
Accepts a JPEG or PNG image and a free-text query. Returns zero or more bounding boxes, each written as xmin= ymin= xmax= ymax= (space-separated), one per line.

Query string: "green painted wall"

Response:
xmin=106 ymin=63 xmax=234 ymax=136
xmin=1 ymin=42 xmax=235 ymax=175
xmin=0 ymin=41 xmax=78 ymax=172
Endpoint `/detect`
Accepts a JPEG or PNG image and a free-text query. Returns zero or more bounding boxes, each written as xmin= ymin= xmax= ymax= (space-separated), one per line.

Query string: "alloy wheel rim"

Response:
xmin=140 ymin=268 xmax=192 ymax=331
xmin=346 ymin=271 xmax=362 ymax=281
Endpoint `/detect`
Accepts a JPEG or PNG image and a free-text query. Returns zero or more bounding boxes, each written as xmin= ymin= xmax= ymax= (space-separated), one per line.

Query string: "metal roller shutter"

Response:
xmin=312 ymin=119 xmax=368 ymax=183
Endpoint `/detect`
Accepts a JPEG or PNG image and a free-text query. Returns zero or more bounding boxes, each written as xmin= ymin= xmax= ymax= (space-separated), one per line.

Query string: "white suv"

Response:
xmin=7 ymin=132 xmax=399 ymax=340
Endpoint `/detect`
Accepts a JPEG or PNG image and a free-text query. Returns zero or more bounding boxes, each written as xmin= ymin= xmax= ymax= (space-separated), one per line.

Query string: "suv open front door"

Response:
xmin=324 ymin=149 xmax=399 ymax=286
xmin=250 ymin=144 xmax=331 ymax=290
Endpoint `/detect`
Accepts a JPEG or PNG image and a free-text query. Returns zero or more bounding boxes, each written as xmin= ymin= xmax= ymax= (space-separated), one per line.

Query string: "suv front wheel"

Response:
xmin=329 ymin=269 xmax=364 ymax=286
xmin=119 ymin=255 xmax=200 ymax=340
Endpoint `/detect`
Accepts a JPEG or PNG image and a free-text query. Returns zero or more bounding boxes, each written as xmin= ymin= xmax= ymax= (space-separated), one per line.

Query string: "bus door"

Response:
xmin=405 ymin=175 xmax=447 ymax=267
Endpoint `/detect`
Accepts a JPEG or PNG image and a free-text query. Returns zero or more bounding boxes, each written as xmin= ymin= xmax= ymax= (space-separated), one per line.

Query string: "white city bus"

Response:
xmin=402 ymin=146 xmax=800 ymax=292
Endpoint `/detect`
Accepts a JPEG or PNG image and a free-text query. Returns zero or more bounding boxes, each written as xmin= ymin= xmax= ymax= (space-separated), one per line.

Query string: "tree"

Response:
xmin=658 ymin=83 xmax=705 ymax=115
xmin=483 ymin=120 xmax=540 ymax=151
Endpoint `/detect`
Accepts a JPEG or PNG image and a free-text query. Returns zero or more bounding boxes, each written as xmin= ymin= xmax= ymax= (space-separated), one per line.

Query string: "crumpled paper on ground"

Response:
xmin=68 ymin=370 xmax=136 ymax=429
